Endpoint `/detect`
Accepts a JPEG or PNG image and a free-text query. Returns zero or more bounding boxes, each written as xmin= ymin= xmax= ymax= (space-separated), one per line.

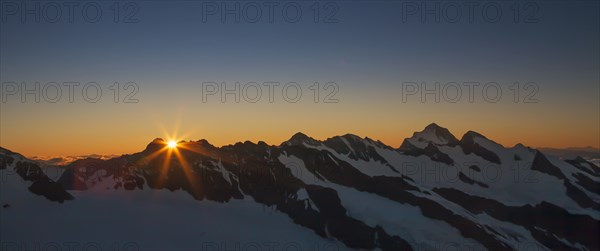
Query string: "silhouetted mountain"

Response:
xmin=1 ymin=124 xmax=599 ymax=251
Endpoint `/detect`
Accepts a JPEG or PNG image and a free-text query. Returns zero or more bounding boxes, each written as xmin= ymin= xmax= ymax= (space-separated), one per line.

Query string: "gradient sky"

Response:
xmin=1 ymin=0 xmax=599 ymax=156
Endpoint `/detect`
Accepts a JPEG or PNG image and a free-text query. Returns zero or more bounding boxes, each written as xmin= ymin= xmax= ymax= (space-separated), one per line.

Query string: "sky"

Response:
xmin=1 ymin=0 xmax=599 ymax=156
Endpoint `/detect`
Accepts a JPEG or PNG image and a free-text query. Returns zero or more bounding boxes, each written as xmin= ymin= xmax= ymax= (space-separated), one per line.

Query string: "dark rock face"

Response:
xmin=398 ymin=139 xmax=418 ymax=152
xmin=28 ymin=179 xmax=74 ymax=203
xmin=323 ymin=135 xmax=388 ymax=163
xmin=566 ymin=157 xmax=600 ymax=177
xmin=401 ymin=143 xmax=455 ymax=165
xmin=468 ymin=165 xmax=481 ymax=172
xmin=1 ymin=147 xmax=24 ymax=171
xmin=458 ymin=172 xmax=488 ymax=188
xmin=571 ymin=172 xmax=600 ymax=196
xmin=0 ymin=154 xmax=14 ymax=170
xmin=530 ymin=151 xmax=566 ymax=180
xmin=563 ymin=180 xmax=600 ymax=210
xmin=12 ymin=160 xmax=74 ymax=203
xmin=459 ymin=131 xmax=501 ymax=164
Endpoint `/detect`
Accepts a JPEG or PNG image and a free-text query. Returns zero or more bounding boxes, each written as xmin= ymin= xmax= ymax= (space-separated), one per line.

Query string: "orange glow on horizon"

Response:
xmin=1 ymin=107 xmax=598 ymax=157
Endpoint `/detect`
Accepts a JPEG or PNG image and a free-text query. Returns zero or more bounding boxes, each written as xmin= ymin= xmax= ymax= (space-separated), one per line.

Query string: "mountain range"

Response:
xmin=1 ymin=123 xmax=598 ymax=251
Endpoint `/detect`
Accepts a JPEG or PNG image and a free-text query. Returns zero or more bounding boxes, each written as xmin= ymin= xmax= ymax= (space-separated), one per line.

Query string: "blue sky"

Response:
xmin=1 ymin=0 xmax=599 ymax=155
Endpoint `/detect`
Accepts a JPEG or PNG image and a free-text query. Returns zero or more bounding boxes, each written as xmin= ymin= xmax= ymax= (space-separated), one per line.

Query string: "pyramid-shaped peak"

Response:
xmin=422 ymin=123 xmax=453 ymax=136
xmin=290 ymin=132 xmax=310 ymax=140
xmin=284 ymin=132 xmax=320 ymax=147
xmin=424 ymin=123 xmax=443 ymax=131
xmin=404 ymin=123 xmax=459 ymax=149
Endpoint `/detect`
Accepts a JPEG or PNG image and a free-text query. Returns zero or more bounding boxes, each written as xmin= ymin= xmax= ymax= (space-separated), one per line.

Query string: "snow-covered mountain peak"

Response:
xmin=400 ymin=123 xmax=459 ymax=150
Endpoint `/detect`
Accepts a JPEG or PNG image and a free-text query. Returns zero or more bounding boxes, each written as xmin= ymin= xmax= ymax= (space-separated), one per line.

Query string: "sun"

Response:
xmin=167 ymin=140 xmax=178 ymax=149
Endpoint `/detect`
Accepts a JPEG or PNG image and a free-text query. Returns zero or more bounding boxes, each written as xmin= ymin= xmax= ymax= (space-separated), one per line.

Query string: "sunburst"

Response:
xmin=167 ymin=140 xmax=178 ymax=149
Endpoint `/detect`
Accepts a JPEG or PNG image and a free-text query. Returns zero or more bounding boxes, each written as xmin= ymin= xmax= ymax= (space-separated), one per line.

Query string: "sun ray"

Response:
xmin=177 ymin=143 xmax=209 ymax=156
xmin=157 ymin=147 xmax=173 ymax=188
xmin=172 ymin=147 xmax=202 ymax=199
xmin=142 ymin=146 xmax=168 ymax=163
